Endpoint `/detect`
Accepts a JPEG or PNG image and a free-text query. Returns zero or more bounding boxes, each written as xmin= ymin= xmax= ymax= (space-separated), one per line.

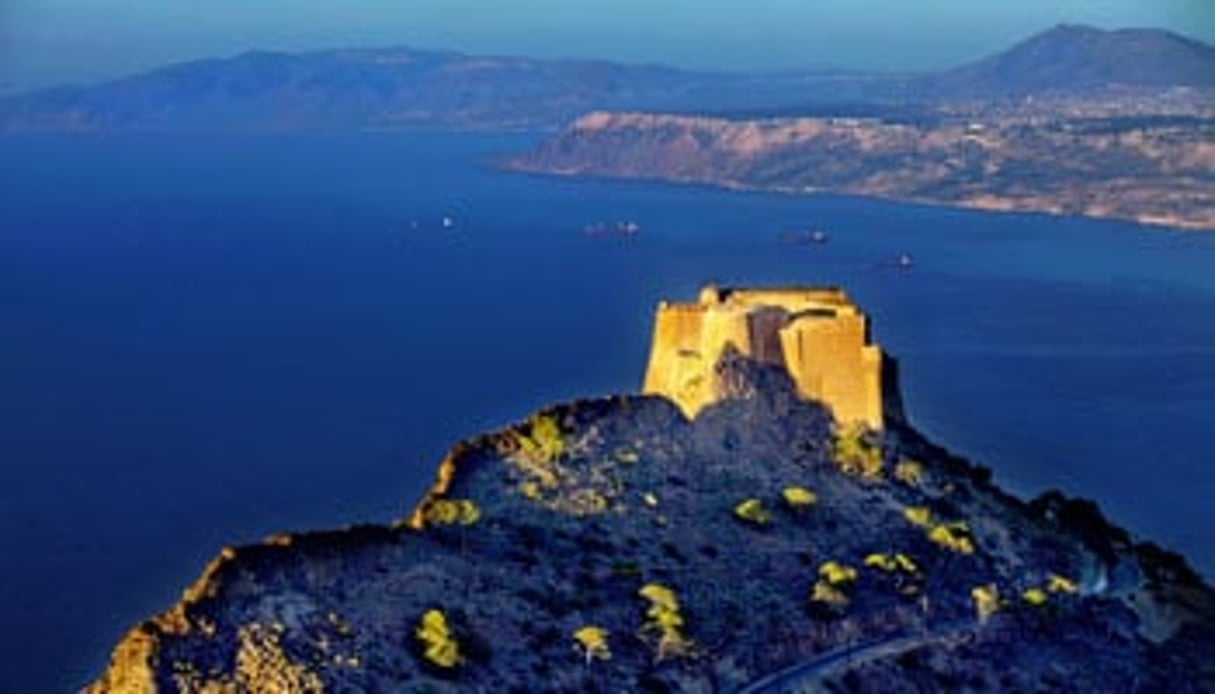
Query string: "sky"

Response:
xmin=0 ymin=0 xmax=1212 ymax=91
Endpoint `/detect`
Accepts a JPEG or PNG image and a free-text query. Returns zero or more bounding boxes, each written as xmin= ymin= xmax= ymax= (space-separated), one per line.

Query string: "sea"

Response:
xmin=2 ymin=132 xmax=1214 ymax=691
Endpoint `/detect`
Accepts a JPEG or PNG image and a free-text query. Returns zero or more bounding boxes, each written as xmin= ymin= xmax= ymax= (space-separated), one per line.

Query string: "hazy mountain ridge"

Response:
xmin=3 ymin=25 xmax=1213 ymax=131
xmin=924 ymin=24 xmax=1215 ymax=98
xmin=0 ymin=47 xmax=890 ymax=131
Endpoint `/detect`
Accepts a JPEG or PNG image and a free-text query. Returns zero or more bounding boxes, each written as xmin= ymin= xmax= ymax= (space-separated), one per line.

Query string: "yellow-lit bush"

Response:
xmin=415 ymin=609 xmax=461 ymax=669
xmin=733 ymin=498 xmax=773 ymax=526
xmin=810 ymin=560 xmax=858 ymax=610
xmin=864 ymin=552 xmax=919 ymax=575
xmin=1022 ymin=587 xmax=1049 ymax=606
xmin=518 ymin=415 xmax=565 ymax=461
xmin=1020 ymin=573 xmax=1077 ymax=607
xmin=502 ymin=414 xmax=571 ymax=505
xmin=1047 ymin=573 xmax=1078 ymax=594
xmin=894 ymin=459 xmax=924 ymax=486
xmin=833 ymin=425 xmax=884 ymax=479
xmin=810 ymin=580 xmax=850 ymax=608
xmin=971 ymin=584 xmax=1000 ymax=623
xmin=903 ymin=506 xmax=933 ymax=528
xmin=519 ymin=480 xmax=542 ymax=500
xmin=781 ymin=486 xmax=818 ymax=509
xmin=819 ymin=560 xmax=858 ymax=585
xmin=504 ymin=415 xmax=566 ymax=491
xmin=565 ymin=489 xmax=609 ymax=516
xmin=637 ymin=583 xmax=692 ymax=660
xmin=573 ymin=625 xmax=611 ymax=664
xmin=928 ymin=522 xmax=975 ymax=555
xmin=423 ymin=499 xmax=481 ymax=527
xmin=904 ymin=507 xmax=976 ymax=555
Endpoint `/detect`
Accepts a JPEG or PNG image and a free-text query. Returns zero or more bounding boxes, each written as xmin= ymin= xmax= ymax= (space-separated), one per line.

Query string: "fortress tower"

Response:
xmin=642 ymin=285 xmax=888 ymax=429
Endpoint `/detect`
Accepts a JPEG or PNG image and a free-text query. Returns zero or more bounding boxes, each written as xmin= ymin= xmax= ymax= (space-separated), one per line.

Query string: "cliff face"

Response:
xmin=88 ymin=351 xmax=1214 ymax=691
xmin=508 ymin=110 xmax=1215 ymax=231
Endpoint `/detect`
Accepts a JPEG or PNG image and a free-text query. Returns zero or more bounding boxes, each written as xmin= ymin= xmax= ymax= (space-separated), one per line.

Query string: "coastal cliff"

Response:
xmin=89 ymin=293 xmax=1214 ymax=692
xmin=508 ymin=110 xmax=1215 ymax=231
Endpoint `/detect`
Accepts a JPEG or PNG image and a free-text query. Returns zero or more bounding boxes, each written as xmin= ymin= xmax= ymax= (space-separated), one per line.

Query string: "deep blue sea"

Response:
xmin=2 ymin=132 xmax=1214 ymax=691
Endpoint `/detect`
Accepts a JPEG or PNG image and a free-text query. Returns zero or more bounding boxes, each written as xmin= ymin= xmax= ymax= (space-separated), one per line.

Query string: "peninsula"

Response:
xmin=506 ymin=25 xmax=1215 ymax=231
xmin=509 ymin=110 xmax=1215 ymax=231
xmin=89 ymin=287 xmax=1214 ymax=691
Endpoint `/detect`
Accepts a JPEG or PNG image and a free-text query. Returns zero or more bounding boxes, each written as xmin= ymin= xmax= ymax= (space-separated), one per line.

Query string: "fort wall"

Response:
xmin=642 ymin=285 xmax=886 ymax=429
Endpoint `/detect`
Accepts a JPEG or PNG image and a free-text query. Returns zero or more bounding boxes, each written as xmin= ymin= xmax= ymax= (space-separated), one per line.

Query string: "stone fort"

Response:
xmin=642 ymin=285 xmax=890 ymax=429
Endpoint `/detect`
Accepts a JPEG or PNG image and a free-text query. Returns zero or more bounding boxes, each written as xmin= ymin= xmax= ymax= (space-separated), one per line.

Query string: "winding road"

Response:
xmin=738 ymin=621 xmax=980 ymax=693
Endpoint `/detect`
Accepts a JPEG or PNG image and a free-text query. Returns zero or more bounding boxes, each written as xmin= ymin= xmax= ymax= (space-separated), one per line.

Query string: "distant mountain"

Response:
xmin=925 ymin=24 xmax=1215 ymax=97
xmin=0 ymin=48 xmax=887 ymax=132
xmin=2 ymin=25 xmax=1212 ymax=132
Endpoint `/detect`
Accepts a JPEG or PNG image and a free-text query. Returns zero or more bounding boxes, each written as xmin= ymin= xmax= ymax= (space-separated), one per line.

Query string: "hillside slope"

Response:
xmin=88 ymin=354 xmax=1213 ymax=692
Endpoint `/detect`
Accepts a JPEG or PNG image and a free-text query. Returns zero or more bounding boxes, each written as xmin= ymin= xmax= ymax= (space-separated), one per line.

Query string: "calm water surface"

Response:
xmin=2 ymin=133 xmax=1214 ymax=691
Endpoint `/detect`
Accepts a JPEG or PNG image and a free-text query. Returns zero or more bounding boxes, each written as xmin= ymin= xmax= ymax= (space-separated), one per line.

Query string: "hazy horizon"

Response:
xmin=1 ymin=0 xmax=1212 ymax=92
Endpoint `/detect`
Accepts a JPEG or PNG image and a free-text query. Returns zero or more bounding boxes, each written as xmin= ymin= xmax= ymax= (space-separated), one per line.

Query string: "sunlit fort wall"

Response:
xmin=642 ymin=285 xmax=894 ymax=430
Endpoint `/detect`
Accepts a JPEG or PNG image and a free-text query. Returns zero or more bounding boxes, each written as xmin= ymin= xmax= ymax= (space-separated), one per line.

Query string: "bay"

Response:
xmin=1 ymin=132 xmax=1213 ymax=691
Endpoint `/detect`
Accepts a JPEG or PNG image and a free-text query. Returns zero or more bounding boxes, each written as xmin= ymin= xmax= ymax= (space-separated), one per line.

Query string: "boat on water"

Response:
xmin=778 ymin=228 xmax=829 ymax=246
xmin=584 ymin=221 xmax=642 ymax=237
xmin=896 ymin=252 xmax=914 ymax=269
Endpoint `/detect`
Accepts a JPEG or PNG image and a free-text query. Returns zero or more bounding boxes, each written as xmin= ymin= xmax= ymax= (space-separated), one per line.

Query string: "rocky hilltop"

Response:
xmin=89 ymin=290 xmax=1214 ymax=692
xmin=509 ymin=110 xmax=1215 ymax=231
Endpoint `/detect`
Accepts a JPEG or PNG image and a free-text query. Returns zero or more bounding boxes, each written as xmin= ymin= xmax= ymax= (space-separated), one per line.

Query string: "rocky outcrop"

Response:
xmin=508 ymin=110 xmax=1215 ymax=231
xmin=88 ymin=352 xmax=1214 ymax=691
